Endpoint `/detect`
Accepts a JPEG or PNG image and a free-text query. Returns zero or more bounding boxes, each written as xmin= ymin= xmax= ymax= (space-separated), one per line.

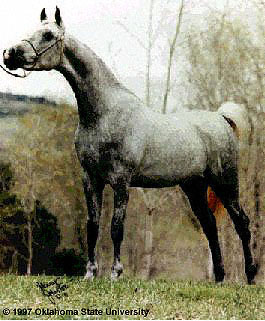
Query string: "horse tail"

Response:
xmin=207 ymin=102 xmax=249 ymax=222
xmin=218 ymin=101 xmax=249 ymax=140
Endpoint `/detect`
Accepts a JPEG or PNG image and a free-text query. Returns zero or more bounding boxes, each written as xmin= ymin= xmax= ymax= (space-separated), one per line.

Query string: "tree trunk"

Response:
xmin=27 ymin=216 xmax=33 ymax=275
xmin=251 ymin=114 xmax=265 ymax=283
xmin=145 ymin=0 xmax=155 ymax=108
xmin=139 ymin=190 xmax=154 ymax=279
xmin=142 ymin=209 xmax=154 ymax=279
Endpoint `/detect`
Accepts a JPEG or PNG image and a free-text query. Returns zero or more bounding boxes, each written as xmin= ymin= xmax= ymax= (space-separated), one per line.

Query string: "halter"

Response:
xmin=0 ymin=34 xmax=64 ymax=78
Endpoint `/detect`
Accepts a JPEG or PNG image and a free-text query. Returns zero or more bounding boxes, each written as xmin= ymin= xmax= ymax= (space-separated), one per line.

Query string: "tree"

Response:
xmin=6 ymin=105 xmax=87 ymax=273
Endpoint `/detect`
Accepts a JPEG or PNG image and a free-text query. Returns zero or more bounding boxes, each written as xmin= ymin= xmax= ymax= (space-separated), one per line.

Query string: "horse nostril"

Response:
xmin=4 ymin=48 xmax=16 ymax=60
xmin=3 ymin=49 xmax=10 ymax=61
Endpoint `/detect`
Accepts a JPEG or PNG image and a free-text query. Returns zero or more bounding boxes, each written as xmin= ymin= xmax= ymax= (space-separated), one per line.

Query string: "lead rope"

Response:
xmin=0 ymin=64 xmax=29 ymax=78
xmin=0 ymin=34 xmax=64 ymax=79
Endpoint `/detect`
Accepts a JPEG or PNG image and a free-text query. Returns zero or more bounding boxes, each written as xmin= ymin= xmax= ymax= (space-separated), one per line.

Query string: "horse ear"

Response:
xmin=40 ymin=8 xmax=47 ymax=22
xmin=55 ymin=6 xmax=63 ymax=27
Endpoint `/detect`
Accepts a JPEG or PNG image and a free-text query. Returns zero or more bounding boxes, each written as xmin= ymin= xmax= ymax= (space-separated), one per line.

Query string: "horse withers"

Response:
xmin=3 ymin=7 xmax=257 ymax=283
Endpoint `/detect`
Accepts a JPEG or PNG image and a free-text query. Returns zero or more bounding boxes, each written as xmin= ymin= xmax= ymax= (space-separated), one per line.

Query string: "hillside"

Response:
xmin=0 ymin=92 xmax=56 ymax=117
xmin=0 ymin=93 xmax=57 ymax=149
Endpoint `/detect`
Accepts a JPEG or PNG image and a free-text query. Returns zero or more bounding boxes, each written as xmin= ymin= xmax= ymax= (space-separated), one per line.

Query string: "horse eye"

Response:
xmin=43 ymin=32 xmax=54 ymax=41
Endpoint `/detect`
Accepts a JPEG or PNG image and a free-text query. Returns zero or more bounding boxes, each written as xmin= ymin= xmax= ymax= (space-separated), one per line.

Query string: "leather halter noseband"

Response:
xmin=0 ymin=34 xmax=64 ymax=78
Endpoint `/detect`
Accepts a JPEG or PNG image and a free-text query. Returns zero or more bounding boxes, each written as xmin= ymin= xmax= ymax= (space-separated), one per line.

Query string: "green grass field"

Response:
xmin=0 ymin=275 xmax=264 ymax=320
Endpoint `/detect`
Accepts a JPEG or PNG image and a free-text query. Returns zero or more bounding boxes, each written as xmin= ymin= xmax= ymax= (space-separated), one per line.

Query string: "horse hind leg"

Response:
xmin=180 ymin=177 xmax=225 ymax=282
xmin=208 ymin=170 xmax=258 ymax=284
xmin=226 ymin=203 xmax=257 ymax=284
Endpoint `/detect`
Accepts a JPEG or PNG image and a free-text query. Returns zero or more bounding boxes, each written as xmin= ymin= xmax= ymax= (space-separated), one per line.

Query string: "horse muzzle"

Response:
xmin=3 ymin=47 xmax=26 ymax=70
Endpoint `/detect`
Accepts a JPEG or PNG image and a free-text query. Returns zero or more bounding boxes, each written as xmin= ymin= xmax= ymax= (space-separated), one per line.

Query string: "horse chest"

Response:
xmin=74 ymin=124 xmax=126 ymax=172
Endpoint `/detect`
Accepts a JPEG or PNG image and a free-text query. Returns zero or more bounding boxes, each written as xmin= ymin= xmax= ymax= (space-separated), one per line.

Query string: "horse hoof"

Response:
xmin=246 ymin=264 xmax=258 ymax=285
xmin=111 ymin=262 xmax=123 ymax=280
xmin=111 ymin=270 xmax=123 ymax=281
xmin=84 ymin=262 xmax=98 ymax=280
xmin=84 ymin=272 xmax=95 ymax=280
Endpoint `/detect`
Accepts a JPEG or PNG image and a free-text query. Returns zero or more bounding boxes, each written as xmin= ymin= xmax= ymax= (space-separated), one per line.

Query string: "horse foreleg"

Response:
xmin=83 ymin=172 xmax=104 ymax=280
xmin=111 ymin=182 xmax=129 ymax=280
xmin=181 ymin=178 xmax=225 ymax=282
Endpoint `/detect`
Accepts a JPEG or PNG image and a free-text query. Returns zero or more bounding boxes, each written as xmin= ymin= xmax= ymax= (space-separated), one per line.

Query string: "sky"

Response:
xmin=0 ymin=0 xmax=257 ymax=105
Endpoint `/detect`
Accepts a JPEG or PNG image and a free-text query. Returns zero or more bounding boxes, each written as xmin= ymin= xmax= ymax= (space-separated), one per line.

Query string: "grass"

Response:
xmin=0 ymin=275 xmax=264 ymax=319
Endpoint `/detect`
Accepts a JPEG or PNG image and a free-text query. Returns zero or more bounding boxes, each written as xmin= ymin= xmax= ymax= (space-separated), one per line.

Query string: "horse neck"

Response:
xmin=56 ymin=34 xmax=121 ymax=126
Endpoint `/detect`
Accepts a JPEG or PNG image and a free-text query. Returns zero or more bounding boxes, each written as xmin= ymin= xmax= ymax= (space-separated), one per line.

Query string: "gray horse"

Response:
xmin=3 ymin=7 xmax=257 ymax=283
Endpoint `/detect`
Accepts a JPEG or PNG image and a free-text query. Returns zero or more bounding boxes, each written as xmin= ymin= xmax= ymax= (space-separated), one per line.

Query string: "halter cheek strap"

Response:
xmin=22 ymin=39 xmax=39 ymax=59
xmin=22 ymin=35 xmax=65 ymax=63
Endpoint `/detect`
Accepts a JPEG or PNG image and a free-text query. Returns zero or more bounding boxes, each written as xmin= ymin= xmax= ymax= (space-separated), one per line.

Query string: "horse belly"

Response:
xmin=130 ymin=175 xmax=180 ymax=188
xmin=136 ymin=141 xmax=207 ymax=184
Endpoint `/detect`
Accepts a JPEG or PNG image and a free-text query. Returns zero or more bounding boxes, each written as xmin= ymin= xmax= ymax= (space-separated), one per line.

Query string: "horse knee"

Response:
xmin=111 ymin=185 xmax=128 ymax=243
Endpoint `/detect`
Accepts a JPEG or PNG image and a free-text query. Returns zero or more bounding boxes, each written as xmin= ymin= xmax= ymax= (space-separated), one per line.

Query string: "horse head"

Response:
xmin=3 ymin=7 xmax=65 ymax=71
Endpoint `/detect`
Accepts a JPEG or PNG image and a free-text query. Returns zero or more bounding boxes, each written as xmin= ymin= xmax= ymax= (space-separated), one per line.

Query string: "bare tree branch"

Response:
xmin=146 ymin=0 xmax=155 ymax=107
xmin=162 ymin=0 xmax=185 ymax=114
xmin=116 ymin=21 xmax=147 ymax=51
